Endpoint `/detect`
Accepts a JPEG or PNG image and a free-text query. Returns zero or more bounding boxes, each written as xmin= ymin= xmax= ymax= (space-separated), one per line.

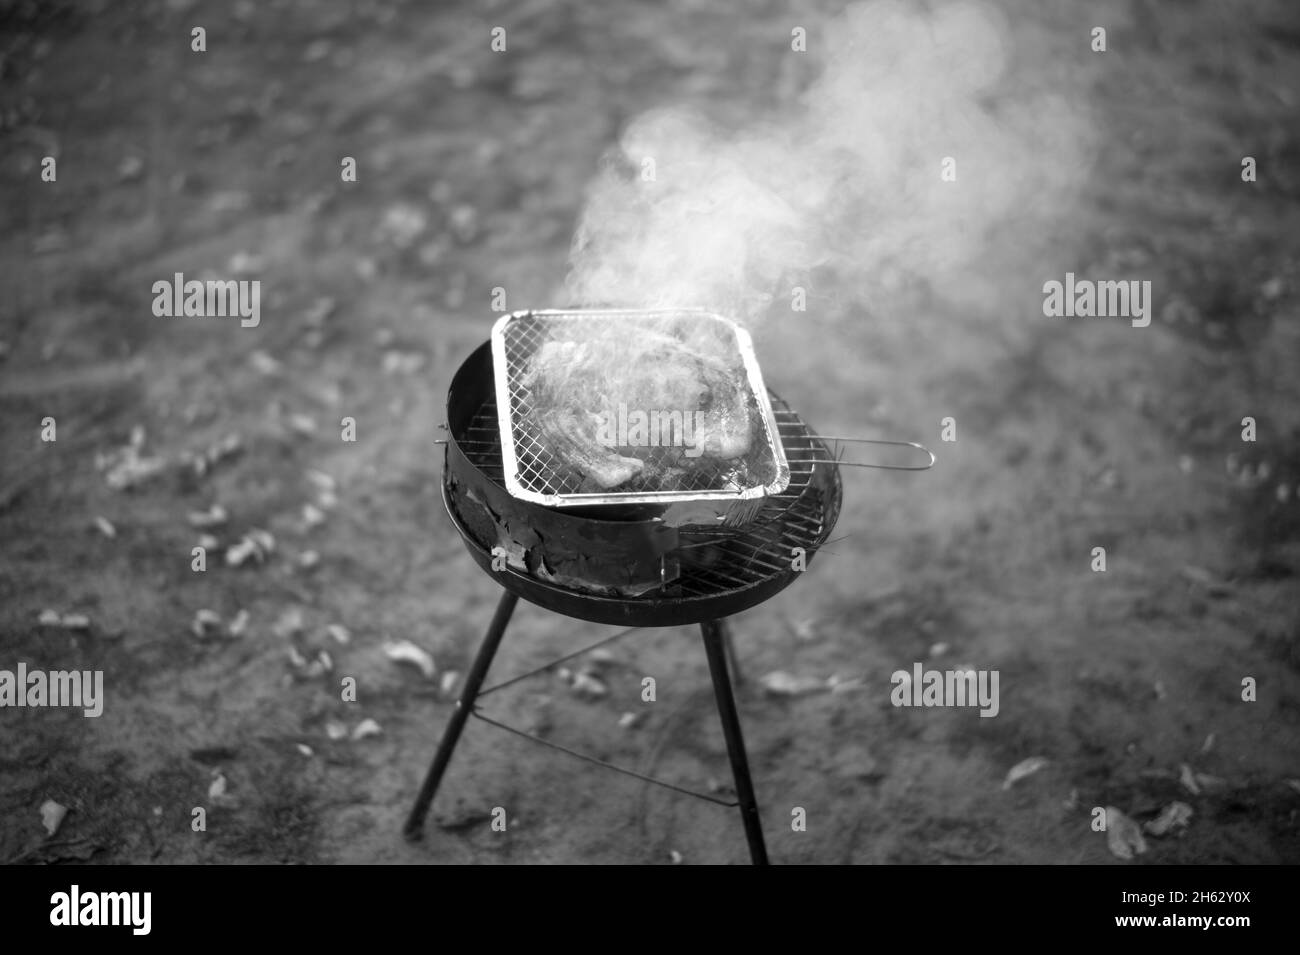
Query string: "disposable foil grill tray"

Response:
xmin=490 ymin=308 xmax=790 ymax=515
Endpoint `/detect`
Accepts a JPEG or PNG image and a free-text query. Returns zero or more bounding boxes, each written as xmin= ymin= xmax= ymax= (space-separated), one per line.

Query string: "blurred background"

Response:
xmin=1 ymin=0 xmax=1297 ymax=864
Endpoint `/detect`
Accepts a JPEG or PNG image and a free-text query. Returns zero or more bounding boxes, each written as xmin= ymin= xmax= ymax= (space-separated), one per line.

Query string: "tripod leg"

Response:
xmin=404 ymin=589 xmax=518 ymax=841
xmin=700 ymin=618 xmax=770 ymax=865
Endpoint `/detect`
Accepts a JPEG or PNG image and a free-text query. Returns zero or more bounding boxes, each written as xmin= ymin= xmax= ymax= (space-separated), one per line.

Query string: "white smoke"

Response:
xmin=564 ymin=0 xmax=1097 ymax=332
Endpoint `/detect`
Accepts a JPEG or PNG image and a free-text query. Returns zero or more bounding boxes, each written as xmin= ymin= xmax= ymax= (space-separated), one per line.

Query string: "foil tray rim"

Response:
xmin=490 ymin=307 xmax=792 ymax=509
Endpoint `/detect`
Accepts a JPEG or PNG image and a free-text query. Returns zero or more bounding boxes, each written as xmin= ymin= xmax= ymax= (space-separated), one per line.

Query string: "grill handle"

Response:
xmin=786 ymin=435 xmax=936 ymax=471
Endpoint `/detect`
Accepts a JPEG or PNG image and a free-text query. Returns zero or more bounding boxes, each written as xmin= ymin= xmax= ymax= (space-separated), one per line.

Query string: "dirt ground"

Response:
xmin=1 ymin=0 xmax=1298 ymax=864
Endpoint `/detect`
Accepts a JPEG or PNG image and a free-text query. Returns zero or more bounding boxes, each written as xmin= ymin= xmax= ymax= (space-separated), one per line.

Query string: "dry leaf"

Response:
xmin=384 ymin=639 xmax=436 ymax=679
xmin=60 ymin=614 xmax=90 ymax=631
xmin=38 ymin=609 xmax=61 ymax=626
xmin=188 ymin=504 xmax=228 ymax=528
xmin=351 ymin=718 xmax=382 ymax=740
xmin=249 ymin=350 xmax=281 ymax=375
xmin=759 ymin=671 xmax=828 ymax=696
xmin=192 ymin=609 xmax=223 ymax=638
xmin=296 ymin=743 xmax=313 ymax=757
xmin=571 ymin=669 xmax=608 ymax=698
xmin=273 ymin=608 xmax=304 ymax=639
xmin=1105 ymin=806 xmax=1148 ymax=860
xmin=93 ymin=516 xmax=117 ymax=538
xmin=227 ymin=609 xmax=250 ymax=638
xmin=1179 ymin=763 xmax=1201 ymax=795
xmin=40 ymin=799 xmax=67 ymax=836
xmin=1144 ymin=802 xmax=1193 ymax=837
xmin=325 ymin=721 xmax=348 ymax=740
xmin=326 ymin=624 xmax=351 ymax=645
xmin=1002 ymin=756 xmax=1049 ymax=790
xmin=306 ymin=469 xmax=336 ymax=492
xmin=225 ymin=537 xmax=260 ymax=567
xmin=207 ymin=772 xmax=227 ymax=801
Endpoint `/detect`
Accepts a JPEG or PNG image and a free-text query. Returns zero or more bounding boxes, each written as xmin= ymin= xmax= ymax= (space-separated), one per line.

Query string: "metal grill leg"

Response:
xmin=700 ymin=618 xmax=770 ymax=865
xmin=404 ymin=589 xmax=518 ymax=841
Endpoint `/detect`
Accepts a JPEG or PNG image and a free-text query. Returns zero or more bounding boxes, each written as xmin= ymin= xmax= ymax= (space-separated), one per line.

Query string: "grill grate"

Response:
xmin=492 ymin=310 xmax=789 ymax=505
xmin=455 ymin=390 xmax=839 ymax=597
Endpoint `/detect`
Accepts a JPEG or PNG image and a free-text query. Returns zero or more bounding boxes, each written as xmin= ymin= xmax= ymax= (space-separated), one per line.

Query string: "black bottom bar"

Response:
xmin=700 ymin=617 xmax=770 ymax=865
xmin=403 ymin=589 xmax=518 ymax=840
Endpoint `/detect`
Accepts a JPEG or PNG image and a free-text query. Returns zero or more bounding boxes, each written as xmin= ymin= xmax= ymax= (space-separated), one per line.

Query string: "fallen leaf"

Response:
xmin=1002 ymin=756 xmax=1049 ymax=790
xmin=287 ymin=413 xmax=317 ymax=436
xmin=669 ymin=850 xmax=683 ymax=865
xmin=759 ymin=671 xmax=828 ymax=697
xmin=1144 ymin=802 xmax=1193 ymax=837
xmin=272 ymin=608 xmax=304 ymax=639
xmin=207 ymin=772 xmax=227 ymax=800
xmin=1105 ymin=806 xmax=1148 ymax=860
xmin=225 ymin=537 xmax=260 ymax=567
xmin=246 ymin=528 xmax=275 ymax=556
xmin=439 ymin=670 xmax=460 ymax=696
xmin=40 ymin=799 xmax=67 ymax=836
xmin=192 ymin=609 xmax=223 ymax=639
xmin=617 ymin=711 xmax=642 ymax=729
xmin=826 ymin=673 xmax=868 ymax=692
xmin=249 ymin=350 xmax=281 ymax=375
xmin=188 ymin=504 xmax=228 ymax=528
xmin=38 ymin=609 xmax=61 ymax=626
xmin=227 ymin=609 xmax=250 ymax=638
xmin=571 ymin=669 xmax=608 ymax=698
xmin=60 ymin=614 xmax=90 ymax=631
xmin=1193 ymin=771 xmax=1227 ymax=792
xmin=302 ymin=503 xmax=326 ymax=528
xmin=1179 ymin=763 xmax=1201 ymax=795
xmin=791 ymin=618 xmax=819 ymax=641
xmin=351 ymin=718 xmax=382 ymax=740
xmin=326 ymin=624 xmax=351 ymax=645
xmin=296 ymin=743 xmax=313 ymax=757
xmin=325 ymin=721 xmax=348 ymax=740
xmin=306 ymin=469 xmax=336 ymax=492
xmin=384 ymin=639 xmax=436 ymax=679
xmin=93 ymin=516 xmax=117 ymax=538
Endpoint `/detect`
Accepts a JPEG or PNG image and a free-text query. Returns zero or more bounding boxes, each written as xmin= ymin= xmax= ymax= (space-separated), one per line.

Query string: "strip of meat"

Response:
xmin=533 ymin=408 xmax=644 ymax=490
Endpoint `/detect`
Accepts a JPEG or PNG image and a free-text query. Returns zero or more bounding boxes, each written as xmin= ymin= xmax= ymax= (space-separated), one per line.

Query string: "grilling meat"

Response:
xmin=534 ymin=407 xmax=645 ymax=490
xmin=520 ymin=329 xmax=755 ymax=491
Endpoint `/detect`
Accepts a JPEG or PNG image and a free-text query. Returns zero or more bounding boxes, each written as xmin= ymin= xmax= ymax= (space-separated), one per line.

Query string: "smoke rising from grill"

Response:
xmin=564 ymin=0 xmax=1096 ymax=334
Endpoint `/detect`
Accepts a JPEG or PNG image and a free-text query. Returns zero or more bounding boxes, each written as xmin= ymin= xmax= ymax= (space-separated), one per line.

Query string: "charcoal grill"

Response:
xmin=404 ymin=324 xmax=921 ymax=864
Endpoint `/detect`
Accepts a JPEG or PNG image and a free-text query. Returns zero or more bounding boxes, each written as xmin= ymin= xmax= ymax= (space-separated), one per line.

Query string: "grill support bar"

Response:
xmin=701 ymin=617 xmax=769 ymax=865
xmin=403 ymin=590 xmax=518 ymax=841
xmin=403 ymin=588 xmax=772 ymax=865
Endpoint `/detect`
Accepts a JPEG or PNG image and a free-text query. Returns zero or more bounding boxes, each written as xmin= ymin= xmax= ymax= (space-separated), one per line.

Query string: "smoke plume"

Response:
xmin=564 ymin=0 xmax=1096 ymax=333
